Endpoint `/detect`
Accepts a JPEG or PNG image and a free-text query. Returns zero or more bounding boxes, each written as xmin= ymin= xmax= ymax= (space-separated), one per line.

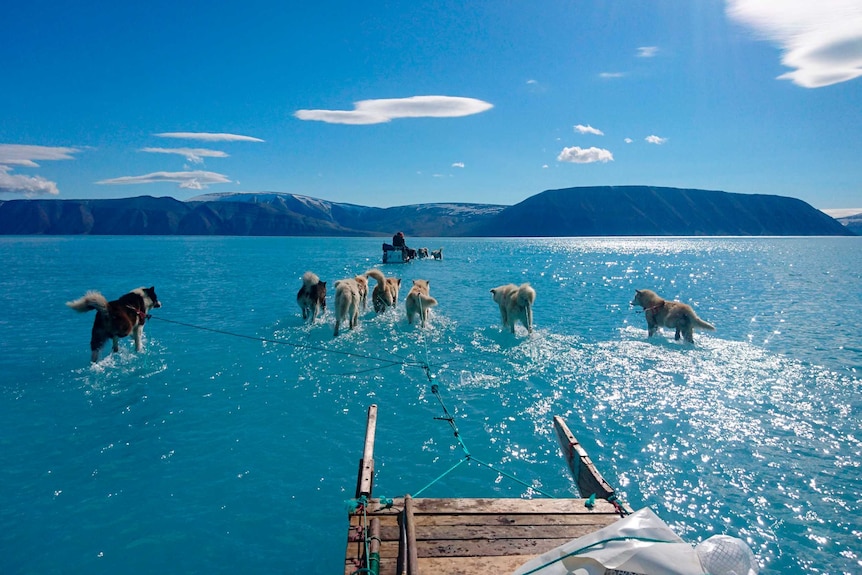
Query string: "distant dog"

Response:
xmin=296 ymin=271 xmax=326 ymax=323
xmin=431 ymin=248 xmax=443 ymax=260
xmin=366 ymin=268 xmax=401 ymax=314
xmin=630 ymin=289 xmax=715 ymax=343
xmin=405 ymin=279 xmax=438 ymax=327
xmin=67 ymin=286 xmax=162 ymax=362
xmin=490 ymin=283 xmax=536 ymax=334
xmin=417 ymin=248 xmax=429 ymax=259
xmin=332 ymin=275 xmax=369 ymax=336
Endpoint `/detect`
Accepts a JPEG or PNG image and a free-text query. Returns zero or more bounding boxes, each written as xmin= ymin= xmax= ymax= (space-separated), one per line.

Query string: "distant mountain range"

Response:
xmin=0 ymin=186 xmax=854 ymax=237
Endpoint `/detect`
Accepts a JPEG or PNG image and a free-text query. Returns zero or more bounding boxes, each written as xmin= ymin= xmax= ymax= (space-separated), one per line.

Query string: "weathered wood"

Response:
xmin=369 ymin=518 xmax=380 ymax=575
xmin=356 ymin=404 xmax=378 ymax=498
xmin=365 ymin=496 xmax=617 ymax=515
xmin=404 ymin=495 xmax=420 ymax=575
xmin=553 ymin=415 xmax=616 ymax=501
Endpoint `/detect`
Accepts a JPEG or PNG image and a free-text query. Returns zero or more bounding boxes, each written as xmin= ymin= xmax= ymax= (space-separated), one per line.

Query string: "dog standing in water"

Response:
xmin=67 ymin=286 xmax=162 ymax=362
xmin=332 ymin=274 xmax=369 ymax=336
xmin=630 ymin=289 xmax=715 ymax=343
xmin=366 ymin=268 xmax=401 ymax=314
xmin=405 ymin=279 xmax=437 ymax=327
xmin=490 ymin=283 xmax=536 ymax=334
xmin=296 ymin=271 xmax=327 ymax=323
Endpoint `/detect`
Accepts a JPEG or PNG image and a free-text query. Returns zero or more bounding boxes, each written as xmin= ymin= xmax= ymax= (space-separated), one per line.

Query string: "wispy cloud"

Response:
xmin=0 ymin=144 xmax=82 ymax=196
xmin=557 ymin=146 xmax=614 ymax=164
xmin=155 ymin=132 xmax=264 ymax=142
xmin=624 ymin=138 xmax=634 ymax=144
xmin=726 ymin=0 xmax=862 ymax=87
xmin=599 ymin=72 xmax=625 ymax=79
xmin=0 ymin=144 xmax=81 ymax=167
xmin=645 ymin=135 xmax=668 ymax=144
xmin=637 ymin=46 xmax=659 ymax=58
xmin=452 ymin=162 xmax=465 ymax=168
xmin=294 ymin=96 xmax=494 ymax=125
xmin=574 ymin=124 xmax=604 ymax=136
xmin=141 ymin=147 xmax=229 ymax=164
xmin=97 ymin=170 xmax=231 ymax=190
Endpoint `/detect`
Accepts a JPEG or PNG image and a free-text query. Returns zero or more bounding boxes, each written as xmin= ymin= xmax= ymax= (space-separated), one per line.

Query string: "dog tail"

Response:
xmin=516 ymin=283 xmax=536 ymax=307
xmin=420 ymin=294 xmax=438 ymax=308
xmin=692 ymin=316 xmax=716 ymax=331
xmin=66 ymin=291 xmax=109 ymax=314
xmin=365 ymin=268 xmax=385 ymax=285
xmin=301 ymin=271 xmax=320 ymax=287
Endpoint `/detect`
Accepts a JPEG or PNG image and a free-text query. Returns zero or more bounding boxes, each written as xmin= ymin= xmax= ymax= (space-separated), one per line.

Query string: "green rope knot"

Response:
xmin=378 ymin=496 xmax=394 ymax=508
xmin=584 ymin=493 xmax=596 ymax=509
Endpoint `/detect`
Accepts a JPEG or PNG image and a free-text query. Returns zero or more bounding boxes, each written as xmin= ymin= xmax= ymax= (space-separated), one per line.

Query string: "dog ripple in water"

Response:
xmin=490 ymin=283 xmax=536 ymax=334
xmin=67 ymin=286 xmax=162 ymax=362
xmin=630 ymin=288 xmax=715 ymax=343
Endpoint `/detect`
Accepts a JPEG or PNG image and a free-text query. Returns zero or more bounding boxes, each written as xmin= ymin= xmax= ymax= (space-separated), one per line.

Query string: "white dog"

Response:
xmin=490 ymin=283 xmax=536 ymax=334
xmin=630 ymin=289 xmax=715 ymax=343
xmin=332 ymin=275 xmax=369 ymax=336
xmin=405 ymin=279 xmax=437 ymax=327
xmin=366 ymin=268 xmax=401 ymax=314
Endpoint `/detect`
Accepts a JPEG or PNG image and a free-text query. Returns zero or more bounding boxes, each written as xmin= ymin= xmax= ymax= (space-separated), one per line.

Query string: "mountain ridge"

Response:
xmin=0 ymin=186 xmax=853 ymax=236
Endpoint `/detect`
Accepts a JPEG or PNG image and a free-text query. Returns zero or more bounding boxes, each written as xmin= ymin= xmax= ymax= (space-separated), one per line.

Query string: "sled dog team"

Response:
xmin=67 ymin=279 xmax=715 ymax=361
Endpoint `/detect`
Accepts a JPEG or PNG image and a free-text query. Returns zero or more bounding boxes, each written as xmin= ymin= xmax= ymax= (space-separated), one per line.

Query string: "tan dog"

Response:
xmin=366 ymin=268 xmax=401 ymax=314
xmin=67 ymin=286 xmax=162 ymax=362
xmin=405 ymin=279 xmax=438 ymax=327
xmin=332 ymin=275 xmax=368 ymax=336
xmin=630 ymin=289 xmax=715 ymax=343
xmin=490 ymin=283 xmax=536 ymax=334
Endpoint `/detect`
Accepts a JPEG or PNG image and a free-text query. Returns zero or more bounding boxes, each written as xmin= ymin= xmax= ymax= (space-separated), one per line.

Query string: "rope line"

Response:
xmin=148 ymin=315 xmax=424 ymax=369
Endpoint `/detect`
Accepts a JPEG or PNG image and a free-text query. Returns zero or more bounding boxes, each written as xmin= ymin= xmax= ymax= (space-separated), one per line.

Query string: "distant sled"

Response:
xmin=381 ymin=243 xmax=413 ymax=264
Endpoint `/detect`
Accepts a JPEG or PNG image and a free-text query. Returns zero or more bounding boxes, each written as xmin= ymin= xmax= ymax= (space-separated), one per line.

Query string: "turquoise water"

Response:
xmin=1 ymin=236 xmax=860 ymax=574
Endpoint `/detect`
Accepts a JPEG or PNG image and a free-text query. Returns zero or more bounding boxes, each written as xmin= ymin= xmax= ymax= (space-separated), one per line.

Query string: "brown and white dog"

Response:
xmin=490 ymin=283 xmax=536 ymax=334
xmin=405 ymin=279 xmax=437 ymax=327
xmin=366 ymin=268 xmax=401 ymax=314
xmin=296 ymin=271 xmax=326 ymax=323
xmin=332 ymin=275 xmax=369 ymax=336
xmin=630 ymin=289 xmax=715 ymax=343
xmin=67 ymin=286 xmax=162 ymax=362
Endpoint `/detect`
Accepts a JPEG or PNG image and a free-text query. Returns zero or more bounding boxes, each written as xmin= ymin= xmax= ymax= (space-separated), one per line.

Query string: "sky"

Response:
xmin=1 ymin=1 xmax=861 ymax=214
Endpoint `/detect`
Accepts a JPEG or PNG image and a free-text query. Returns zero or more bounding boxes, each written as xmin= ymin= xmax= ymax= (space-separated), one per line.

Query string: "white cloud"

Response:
xmin=0 ymin=166 xmax=59 ymax=195
xmin=294 ymin=96 xmax=494 ymax=125
xmin=0 ymin=144 xmax=82 ymax=195
xmin=557 ymin=146 xmax=614 ymax=164
xmin=624 ymin=138 xmax=634 ymax=144
xmin=574 ymin=124 xmax=605 ymax=136
xmin=0 ymin=144 xmax=81 ymax=167
xmin=452 ymin=162 xmax=465 ymax=168
xmin=141 ymin=147 xmax=229 ymax=163
xmin=645 ymin=135 xmax=668 ymax=144
xmin=526 ymin=79 xmax=538 ymax=84
xmin=155 ymin=132 xmax=264 ymax=142
xmin=726 ymin=0 xmax=862 ymax=87
xmin=599 ymin=72 xmax=625 ymax=78
xmin=637 ymin=46 xmax=659 ymax=58
xmin=97 ymin=170 xmax=232 ymax=190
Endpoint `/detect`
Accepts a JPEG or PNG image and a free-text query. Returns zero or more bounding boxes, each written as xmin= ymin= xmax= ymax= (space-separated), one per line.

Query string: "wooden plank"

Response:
xmin=404 ymin=495 xmax=420 ymax=575
xmin=405 ymin=497 xmax=618 ymax=515
xmin=350 ymin=511 xmax=616 ymax=531
xmin=356 ymin=404 xmax=378 ymax=498
xmin=415 ymin=536 xmax=576 ymax=557
xmin=419 ymin=555 xmax=539 ymax=574
xmin=553 ymin=415 xmax=616 ymax=501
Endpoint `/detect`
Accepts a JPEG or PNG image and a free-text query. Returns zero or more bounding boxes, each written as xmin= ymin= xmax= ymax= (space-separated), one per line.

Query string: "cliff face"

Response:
xmin=0 ymin=186 xmax=853 ymax=237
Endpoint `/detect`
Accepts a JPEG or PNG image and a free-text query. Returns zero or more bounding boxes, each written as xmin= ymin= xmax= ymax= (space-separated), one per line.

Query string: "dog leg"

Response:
xmin=112 ymin=336 xmax=120 ymax=354
xmin=675 ymin=328 xmax=681 ymax=341
xmin=134 ymin=325 xmax=143 ymax=352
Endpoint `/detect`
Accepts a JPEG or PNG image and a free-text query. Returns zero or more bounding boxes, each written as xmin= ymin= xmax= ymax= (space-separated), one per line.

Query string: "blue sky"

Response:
xmin=1 ymin=1 xmax=861 ymax=215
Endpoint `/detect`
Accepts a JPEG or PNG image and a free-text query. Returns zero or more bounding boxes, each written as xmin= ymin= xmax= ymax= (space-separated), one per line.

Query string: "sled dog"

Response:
xmin=296 ymin=271 xmax=327 ymax=323
xmin=332 ymin=275 xmax=369 ymax=336
xmin=67 ymin=286 xmax=162 ymax=362
xmin=490 ymin=283 xmax=536 ymax=334
xmin=405 ymin=279 xmax=437 ymax=327
xmin=366 ymin=268 xmax=401 ymax=314
xmin=630 ymin=289 xmax=715 ymax=343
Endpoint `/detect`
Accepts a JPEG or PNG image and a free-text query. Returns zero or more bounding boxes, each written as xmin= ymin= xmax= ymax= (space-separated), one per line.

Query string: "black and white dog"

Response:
xmin=67 ymin=286 xmax=162 ymax=362
xmin=297 ymin=271 xmax=327 ymax=323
